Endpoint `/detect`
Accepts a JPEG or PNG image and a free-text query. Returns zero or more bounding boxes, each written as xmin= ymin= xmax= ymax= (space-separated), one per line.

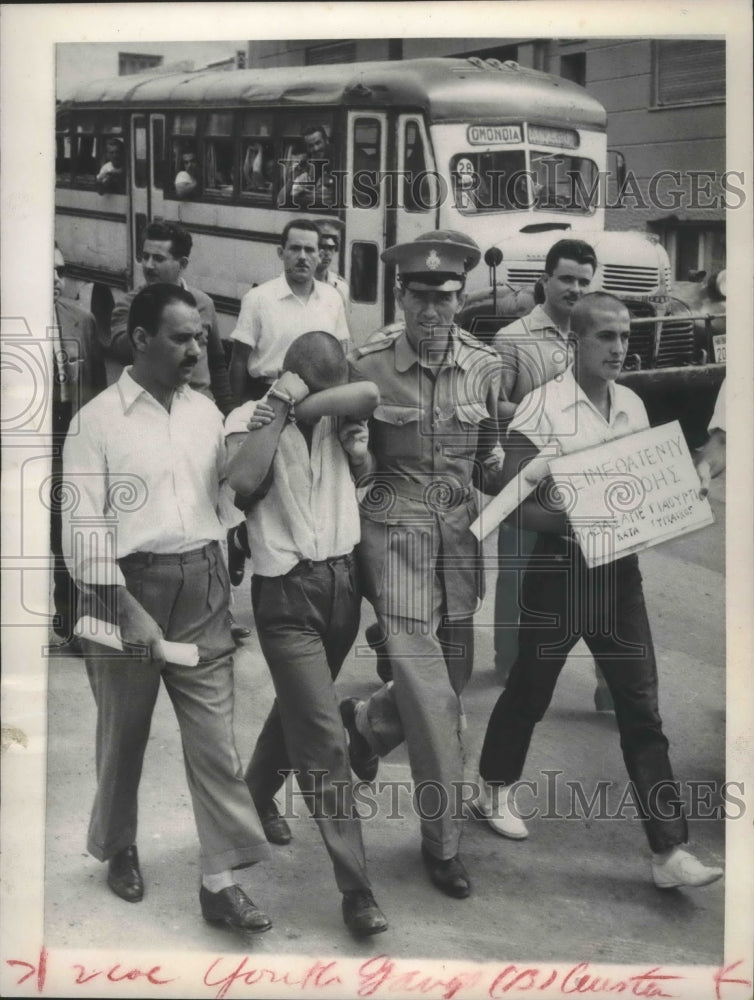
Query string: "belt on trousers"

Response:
xmin=285 ymin=552 xmax=353 ymax=576
xmin=119 ymin=541 xmax=218 ymax=569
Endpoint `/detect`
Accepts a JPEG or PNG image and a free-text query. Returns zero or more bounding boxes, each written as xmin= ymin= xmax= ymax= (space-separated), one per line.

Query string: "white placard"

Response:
xmin=547 ymin=420 xmax=714 ymax=567
xmin=74 ymin=616 xmax=200 ymax=666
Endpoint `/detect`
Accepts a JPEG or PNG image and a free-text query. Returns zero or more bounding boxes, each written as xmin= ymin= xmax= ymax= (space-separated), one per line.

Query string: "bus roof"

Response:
xmin=58 ymin=56 xmax=607 ymax=130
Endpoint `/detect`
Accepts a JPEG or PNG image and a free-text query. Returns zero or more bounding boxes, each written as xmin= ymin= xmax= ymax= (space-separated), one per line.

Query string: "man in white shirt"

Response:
xmin=490 ymin=239 xmax=606 ymax=703
xmin=62 ymin=283 xmax=272 ymax=935
xmin=477 ymin=292 xmax=723 ymax=891
xmin=229 ymin=219 xmax=350 ymax=403
xmin=225 ymin=331 xmax=387 ymax=937
xmin=694 ymin=378 xmax=726 ymax=494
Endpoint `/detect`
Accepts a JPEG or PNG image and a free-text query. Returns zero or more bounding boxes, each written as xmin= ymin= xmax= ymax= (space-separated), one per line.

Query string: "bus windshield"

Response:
xmin=450 ymin=149 xmax=598 ymax=215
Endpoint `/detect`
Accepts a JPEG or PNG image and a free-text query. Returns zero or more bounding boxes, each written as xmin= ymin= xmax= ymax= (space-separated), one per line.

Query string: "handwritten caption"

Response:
xmin=5 ymin=949 xmax=752 ymax=1000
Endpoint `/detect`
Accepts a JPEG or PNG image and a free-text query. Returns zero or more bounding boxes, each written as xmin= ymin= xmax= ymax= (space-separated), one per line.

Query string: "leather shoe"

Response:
xmin=107 ymin=845 xmax=144 ymax=903
xmin=258 ymin=801 xmax=292 ymax=845
xmin=342 ymin=889 xmax=388 ymax=936
xmin=230 ymin=617 xmax=252 ymax=643
xmin=421 ymin=844 xmax=471 ymax=899
xmin=340 ymin=697 xmax=379 ymax=781
xmin=200 ymin=884 xmax=272 ymax=934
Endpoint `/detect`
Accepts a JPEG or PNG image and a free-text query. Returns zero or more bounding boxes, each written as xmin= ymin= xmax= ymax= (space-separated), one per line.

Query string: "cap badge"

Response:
xmin=425 ymin=250 xmax=442 ymax=271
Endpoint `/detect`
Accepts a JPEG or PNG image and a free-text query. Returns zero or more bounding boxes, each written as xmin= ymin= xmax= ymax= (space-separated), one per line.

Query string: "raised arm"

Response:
xmin=294 ymin=380 xmax=379 ymax=423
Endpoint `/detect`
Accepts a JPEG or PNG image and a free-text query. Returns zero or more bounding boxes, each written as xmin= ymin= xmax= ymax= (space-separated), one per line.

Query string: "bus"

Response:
xmin=55 ymin=56 xmax=723 ymax=430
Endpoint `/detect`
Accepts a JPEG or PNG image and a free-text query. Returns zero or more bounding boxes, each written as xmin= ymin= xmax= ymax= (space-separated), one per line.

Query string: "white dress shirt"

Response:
xmin=230 ymin=274 xmax=350 ymax=379
xmin=62 ymin=369 xmax=226 ymax=587
xmin=225 ymin=403 xmax=360 ymax=577
xmin=509 ymin=365 xmax=650 ymax=455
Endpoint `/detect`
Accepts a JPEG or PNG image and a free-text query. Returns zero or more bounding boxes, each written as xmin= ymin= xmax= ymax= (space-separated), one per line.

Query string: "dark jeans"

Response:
xmin=245 ymin=554 xmax=370 ymax=891
xmin=479 ymin=533 xmax=688 ymax=853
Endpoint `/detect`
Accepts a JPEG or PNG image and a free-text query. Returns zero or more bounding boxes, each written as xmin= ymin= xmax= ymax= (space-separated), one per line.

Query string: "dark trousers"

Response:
xmin=245 ymin=554 xmax=371 ymax=892
xmin=50 ymin=406 xmax=77 ymax=639
xmin=83 ymin=542 xmax=268 ymax=873
xmin=479 ymin=534 xmax=688 ymax=853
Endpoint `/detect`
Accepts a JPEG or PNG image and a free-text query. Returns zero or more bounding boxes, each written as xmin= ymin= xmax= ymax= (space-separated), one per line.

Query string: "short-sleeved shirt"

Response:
xmin=230 ymin=274 xmax=350 ymax=379
xmin=350 ymin=326 xmax=502 ymax=621
xmin=492 ymin=304 xmax=572 ymax=409
xmin=225 ymin=403 xmax=360 ymax=577
xmin=509 ymin=365 xmax=650 ymax=456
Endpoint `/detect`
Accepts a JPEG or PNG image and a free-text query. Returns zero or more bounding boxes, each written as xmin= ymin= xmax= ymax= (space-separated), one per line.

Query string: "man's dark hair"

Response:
xmin=283 ymin=330 xmax=347 ymax=392
xmin=128 ymin=283 xmax=197 ymax=343
xmin=144 ymin=220 xmax=193 ymax=260
xmin=544 ymin=238 xmax=597 ymax=276
xmin=280 ymin=218 xmax=321 ymax=248
xmin=303 ymin=125 xmax=329 ymax=143
xmin=571 ymin=291 xmax=628 ymax=335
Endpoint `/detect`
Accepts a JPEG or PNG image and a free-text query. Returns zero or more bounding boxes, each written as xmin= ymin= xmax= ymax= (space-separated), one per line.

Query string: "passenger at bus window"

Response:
xmin=95 ymin=137 xmax=125 ymax=195
xmin=105 ymin=220 xmax=235 ymax=417
xmin=277 ymin=125 xmax=335 ymax=209
xmin=175 ymin=148 xmax=200 ymax=199
xmin=242 ymin=141 xmax=274 ymax=194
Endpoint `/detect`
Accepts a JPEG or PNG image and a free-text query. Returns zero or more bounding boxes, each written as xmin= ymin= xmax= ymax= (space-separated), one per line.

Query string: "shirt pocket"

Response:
xmin=373 ymin=403 xmax=423 ymax=427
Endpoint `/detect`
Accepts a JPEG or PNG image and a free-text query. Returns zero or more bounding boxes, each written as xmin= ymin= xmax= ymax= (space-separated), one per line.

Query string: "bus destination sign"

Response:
xmin=467 ymin=124 xmax=523 ymax=145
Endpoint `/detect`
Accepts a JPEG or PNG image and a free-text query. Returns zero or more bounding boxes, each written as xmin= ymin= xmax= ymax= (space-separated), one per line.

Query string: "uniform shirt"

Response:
xmin=225 ymin=403 xmax=360 ymax=577
xmin=231 ymin=274 xmax=350 ymax=379
xmin=62 ymin=369 xmax=226 ymax=588
xmin=492 ymin=304 xmax=572 ymax=410
xmin=350 ymin=326 xmax=502 ymax=621
xmin=509 ymin=365 xmax=649 ymax=456
xmin=319 ymin=270 xmax=350 ymax=313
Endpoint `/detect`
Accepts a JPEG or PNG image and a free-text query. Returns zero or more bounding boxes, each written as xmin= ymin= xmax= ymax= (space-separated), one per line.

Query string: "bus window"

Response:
xmin=73 ymin=116 xmax=98 ymax=185
xmin=352 ymin=117 xmax=381 ymax=209
xmin=450 ymin=150 xmax=528 ymax=213
xmin=350 ymin=242 xmax=379 ymax=303
xmin=240 ymin=111 xmax=274 ymax=201
xmin=277 ymin=114 xmax=336 ymax=211
xmin=530 ymin=152 xmax=597 ymax=214
xmin=170 ymin=112 xmax=200 ymax=199
xmin=56 ymin=113 xmax=72 ymax=185
xmin=152 ymin=118 xmax=165 ymax=190
xmin=403 ymin=120 xmax=435 ymax=213
xmin=133 ymin=120 xmax=148 ymax=189
xmin=204 ymin=112 xmax=234 ymax=198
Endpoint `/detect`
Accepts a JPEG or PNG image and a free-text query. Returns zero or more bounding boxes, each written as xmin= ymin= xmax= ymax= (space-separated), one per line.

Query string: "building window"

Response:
xmin=305 ymin=41 xmax=356 ymax=65
xmin=560 ymin=52 xmax=586 ymax=87
xmin=652 ymin=40 xmax=725 ymax=107
xmin=119 ymin=52 xmax=163 ymax=76
xmin=653 ymin=221 xmax=726 ymax=282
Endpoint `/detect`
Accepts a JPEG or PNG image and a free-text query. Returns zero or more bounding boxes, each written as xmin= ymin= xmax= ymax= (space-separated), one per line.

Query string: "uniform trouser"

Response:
xmin=245 ymin=554 xmax=371 ymax=893
xmin=83 ymin=542 xmax=269 ymax=874
xmin=479 ymin=535 xmax=688 ymax=854
xmin=356 ymin=575 xmax=474 ymax=861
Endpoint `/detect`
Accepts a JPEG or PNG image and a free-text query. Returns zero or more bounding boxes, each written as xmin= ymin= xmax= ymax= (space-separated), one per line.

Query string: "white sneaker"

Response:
xmin=651 ymin=847 xmax=724 ymax=889
xmin=477 ymin=783 xmax=529 ymax=840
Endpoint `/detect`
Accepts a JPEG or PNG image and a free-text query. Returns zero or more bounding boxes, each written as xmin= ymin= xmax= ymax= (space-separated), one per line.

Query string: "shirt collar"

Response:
xmin=559 ymin=365 xmax=629 ymax=423
xmin=116 ymin=367 xmax=188 ymax=415
xmin=525 ymin=304 xmax=569 ymax=339
xmin=394 ymin=327 xmax=471 ymax=373
xmin=275 ymin=273 xmax=320 ymax=302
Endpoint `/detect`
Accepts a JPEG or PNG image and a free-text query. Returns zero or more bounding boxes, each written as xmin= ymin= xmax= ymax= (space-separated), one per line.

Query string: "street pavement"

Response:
xmin=42 ymin=476 xmax=727 ymax=971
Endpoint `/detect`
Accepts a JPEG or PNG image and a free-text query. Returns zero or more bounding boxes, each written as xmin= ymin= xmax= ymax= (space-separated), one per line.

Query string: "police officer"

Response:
xmin=341 ymin=231 xmax=503 ymax=899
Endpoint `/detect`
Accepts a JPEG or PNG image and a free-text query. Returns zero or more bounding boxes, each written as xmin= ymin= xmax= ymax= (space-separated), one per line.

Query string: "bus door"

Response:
xmin=128 ymin=113 xmax=166 ymax=288
xmin=345 ymin=111 xmax=388 ymax=344
xmin=391 ymin=113 xmax=441 ymax=269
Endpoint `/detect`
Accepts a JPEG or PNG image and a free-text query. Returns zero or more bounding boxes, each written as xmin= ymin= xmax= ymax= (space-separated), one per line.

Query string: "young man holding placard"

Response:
xmin=477 ymin=292 xmax=723 ymax=890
